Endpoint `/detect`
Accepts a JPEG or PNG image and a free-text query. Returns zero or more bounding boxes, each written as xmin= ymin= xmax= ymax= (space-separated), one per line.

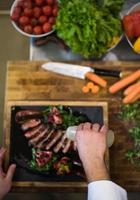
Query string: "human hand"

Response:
xmin=0 ymin=148 xmax=16 ymax=200
xmin=76 ymin=123 xmax=110 ymax=182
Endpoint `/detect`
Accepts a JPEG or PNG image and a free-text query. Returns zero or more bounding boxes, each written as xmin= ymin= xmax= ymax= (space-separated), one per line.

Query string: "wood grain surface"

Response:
xmin=4 ymin=100 xmax=108 ymax=192
xmin=4 ymin=61 xmax=140 ymax=192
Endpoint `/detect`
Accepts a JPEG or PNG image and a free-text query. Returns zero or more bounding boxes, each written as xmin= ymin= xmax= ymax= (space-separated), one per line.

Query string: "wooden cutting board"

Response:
xmin=4 ymin=100 xmax=108 ymax=192
xmin=5 ymin=60 xmax=140 ymax=101
xmin=4 ymin=61 xmax=140 ymax=192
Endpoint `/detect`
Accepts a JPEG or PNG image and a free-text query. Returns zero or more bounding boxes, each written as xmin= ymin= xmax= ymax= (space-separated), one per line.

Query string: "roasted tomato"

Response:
xmin=54 ymin=157 xmax=71 ymax=175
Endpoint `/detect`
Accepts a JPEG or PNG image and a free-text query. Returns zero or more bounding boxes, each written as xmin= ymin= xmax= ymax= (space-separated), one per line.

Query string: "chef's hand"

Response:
xmin=0 ymin=148 xmax=16 ymax=200
xmin=76 ymin=123 xmax=110 ymax=183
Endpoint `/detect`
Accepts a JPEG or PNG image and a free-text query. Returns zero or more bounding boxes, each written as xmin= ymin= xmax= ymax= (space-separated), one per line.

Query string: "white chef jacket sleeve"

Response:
xmin=88 ymin=180 xmax=127 ymax=200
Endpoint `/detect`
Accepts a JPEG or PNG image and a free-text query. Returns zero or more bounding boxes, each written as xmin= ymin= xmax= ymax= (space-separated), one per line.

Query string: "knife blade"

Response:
xmin=42 ymin=62 xmax=122 ymax=78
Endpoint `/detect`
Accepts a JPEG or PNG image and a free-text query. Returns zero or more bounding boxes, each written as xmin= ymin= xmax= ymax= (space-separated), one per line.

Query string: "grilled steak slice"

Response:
xmin=16 ymin=110 xmax=42 ymax=124
xmin=24 ymin=124 xmax=45 ymax=139
xmin=36 ymin=129 xmax=55 ymax=149
xmin=21 ymin=119 xmax=41 ymax=131
xmin=62 ymin=140 xmax=72 ymax=154
xmin=45 ymin=130 xmax=63 ymax=150
xmin=29 ymin=125 xmax=50 ymax=146
xmin=53 ymin=133 xmax=67 ymax=153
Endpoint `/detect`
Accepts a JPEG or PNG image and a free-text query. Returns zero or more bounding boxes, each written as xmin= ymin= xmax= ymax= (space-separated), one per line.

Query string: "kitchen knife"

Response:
xmin=42 ymin=62 xmax=122 ymax=78
xmin=42 ymin=62 xmax=121 ymax=88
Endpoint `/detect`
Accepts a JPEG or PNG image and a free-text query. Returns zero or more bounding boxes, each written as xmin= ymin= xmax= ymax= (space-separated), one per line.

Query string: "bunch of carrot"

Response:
xmin=109 ymin=69 xmax=140 ymax=104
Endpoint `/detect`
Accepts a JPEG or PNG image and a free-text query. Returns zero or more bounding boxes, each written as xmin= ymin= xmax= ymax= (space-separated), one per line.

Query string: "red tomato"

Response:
xmin=33 ymin=7 xmax=42 ymax=18
xmin=30 ymin=18 xmax=38 ymax=26
xmin=35 ymin=0 xmax=45 ymax=6
xmin=11 ymin=6 xmax=22 ymax=21
xmin=43 ymin=22 xmax=52 ymax=32
xmin=133 ymin=19 xmax=140 ymax=37
xmin=24 ymin=25 xmax=33 ymax=34
xmin=24 ymin=8 xmax=33 ymax=17
xmin=42 ymin=6 xmax=52 ymax=16
xmin=33 ymin=25 xmax=43 ymax=34
xmin=11 ymin=12 xmax=20 ymax=22
xmin=39 ymin=15 xmax=48 ymax=24
xmin=13 ymin=6 xmax=22 ymax=15
xmin=53 ymin=0 xmax=58 ymax=5
xmin=131 ymin=11 xmax=140 ymax=21
xmin=52 ymin=6 xmax=58 ymax=17
xmin=46 ymin=0 xmax=54 ymax=6
xmin=48 ymin=16 xmax=55 ymax=24
xmin=131 ymin=12 xmax=140 ymax=37
xmin=123 ymin=15 xmax=134 ymax=39
xmin=23 ymin=0 xmax=33 ymax=9
xmin=17 ymin=0 xmax=24 ymax=7
xmin=19 ymin=16 xmax=30 ymax=26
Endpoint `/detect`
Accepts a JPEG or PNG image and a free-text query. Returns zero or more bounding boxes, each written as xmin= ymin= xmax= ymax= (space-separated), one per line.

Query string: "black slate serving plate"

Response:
xmin=8 ymin=104 xmax=104 ymax=182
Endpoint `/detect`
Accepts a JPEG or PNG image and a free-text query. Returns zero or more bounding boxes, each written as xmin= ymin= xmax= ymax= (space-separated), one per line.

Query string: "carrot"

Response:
xmin=92 ymin=85 xmax=100 ymax=94
xmin=87 ymin=82 xmax=94 ymax=89
xmin=123 ymin=86 xmax=140 ymax=104
xmin=109 ymin=70 xmax=140 ymax=94
xmin=82 ymin=86 xmax=89 ymax=93
xmin=130 ymin=93 xmax=140 ymax=103
xmin=85 ymin=72 xmax=107 ymax=88
xmin=124 ymin=82 xmax=140 ymax=96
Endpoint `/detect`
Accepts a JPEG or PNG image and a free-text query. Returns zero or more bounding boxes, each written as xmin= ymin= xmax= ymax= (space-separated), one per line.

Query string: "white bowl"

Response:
xmin=10 ymin=0 xmax=54 ymax=38
xmin=124 ymin=2 xmax=140 ymax=53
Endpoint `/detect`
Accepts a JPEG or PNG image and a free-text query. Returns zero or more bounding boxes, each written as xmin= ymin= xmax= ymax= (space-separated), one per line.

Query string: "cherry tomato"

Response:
xmin=39 ymin=15 xmax=48 ymax=24
xmin=46 ymin=0 xmax=54 ymax=6
xmin=42 ymin=6 xmax=52 ymax=16
xmin=11 ymin=12 xmax=20 ymax=22
xmin=33 ymin=7 xmax=42 ymax=18
xmin=33 ymin=25 xmax=43 ymax=34
xmin=52 ymin=6 xmax=58 ymax=17
xmin=19 ymin=16 xmax=30 ymax=26
xmin=17 ymin=0 xmax=24 ymax=7
xmin=35 ymin=0 xmax=45 ymax=6
xmin=24 ymin=25 xmax=33 ymax=34
xmin=13 ymin=6 xmax=22 ymax=15
xmin=30 ymin=18 xmax=38 ymax=26
xmin=48 ymin=16 xmax=55 ymax=24
xmin=23 ymin=0 xmax=33 ymax=9
xmin=43 ymin=22 xmax=52 ymax=32
xmin=24 ymin=8 xmax=33 ymax=17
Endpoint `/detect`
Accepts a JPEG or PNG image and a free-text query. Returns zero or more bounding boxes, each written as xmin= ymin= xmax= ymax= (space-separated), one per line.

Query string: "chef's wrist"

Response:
xmin=84 ymin=158 xmax=110 ymax=183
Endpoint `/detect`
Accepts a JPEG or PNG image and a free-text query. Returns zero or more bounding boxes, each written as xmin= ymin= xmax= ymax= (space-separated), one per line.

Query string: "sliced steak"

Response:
xmin=24 ymin=124 xmax=45 ymax=139
xmin=45 ymin=130 xmax=63 ymax=150
xmin=21 ymin=119 xmax=41 ymax=131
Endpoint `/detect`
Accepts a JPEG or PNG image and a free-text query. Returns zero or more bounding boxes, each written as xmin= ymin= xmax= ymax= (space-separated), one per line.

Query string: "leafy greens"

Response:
xmin=121 ymin=101 xmax=140 ymax=167
xmin=55 ymin=0 xmax=124 ymax=58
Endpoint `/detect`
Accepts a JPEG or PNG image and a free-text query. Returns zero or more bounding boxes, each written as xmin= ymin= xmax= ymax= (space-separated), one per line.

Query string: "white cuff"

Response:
xmin=88 ymin=180 xmax=127 ymax=200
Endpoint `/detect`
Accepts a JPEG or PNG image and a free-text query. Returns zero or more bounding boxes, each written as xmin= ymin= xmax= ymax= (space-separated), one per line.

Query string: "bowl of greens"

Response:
xmin=55 ymin=0 xmax=124 ymax=58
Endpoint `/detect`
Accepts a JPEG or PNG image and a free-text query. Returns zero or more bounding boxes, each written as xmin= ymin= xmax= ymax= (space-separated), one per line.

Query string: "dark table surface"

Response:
xmin=30 ymin=0 xmax=140 ymax=62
